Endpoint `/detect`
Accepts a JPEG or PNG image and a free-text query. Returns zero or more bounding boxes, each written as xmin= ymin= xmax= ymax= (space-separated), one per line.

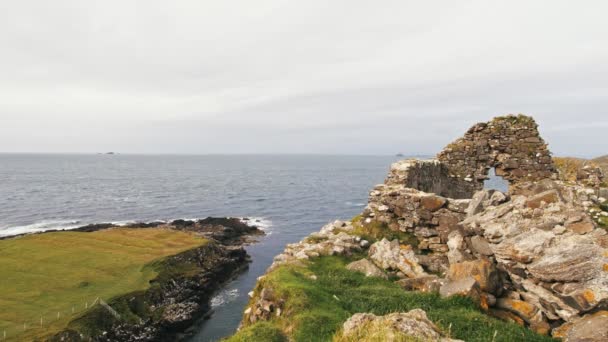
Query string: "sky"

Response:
xmin=0 ymin=1 xmax=607 ymax=157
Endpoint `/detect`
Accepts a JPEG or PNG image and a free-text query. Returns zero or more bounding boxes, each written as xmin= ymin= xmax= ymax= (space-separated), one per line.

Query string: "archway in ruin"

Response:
xmin=436 ymin=114 xmax=556 ymax=197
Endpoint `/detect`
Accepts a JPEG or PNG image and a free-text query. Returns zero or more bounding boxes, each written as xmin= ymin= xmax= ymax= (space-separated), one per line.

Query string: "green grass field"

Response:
xmin=0 ymin=228 xmax=207 ymax=341
xmin=227 ymin=255 xmax=556 ymax=342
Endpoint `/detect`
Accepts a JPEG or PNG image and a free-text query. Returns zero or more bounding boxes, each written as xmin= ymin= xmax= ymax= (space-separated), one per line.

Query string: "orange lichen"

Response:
xmin=582 ymin=289 xmax=596 ymax=303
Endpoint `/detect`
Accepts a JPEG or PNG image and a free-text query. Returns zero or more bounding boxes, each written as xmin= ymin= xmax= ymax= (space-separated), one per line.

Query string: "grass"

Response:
xmin=0 ymin=228 xmax=207 ymax=341
xmin=348 ymin=215 xmax=418 ymax=246
xmin=227 ymin=256 xmax=556 ymax=342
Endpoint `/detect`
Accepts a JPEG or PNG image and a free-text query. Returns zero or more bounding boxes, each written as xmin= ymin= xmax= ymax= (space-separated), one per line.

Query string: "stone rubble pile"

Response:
xmin=242 ymin=115 xmax=608 ymax=341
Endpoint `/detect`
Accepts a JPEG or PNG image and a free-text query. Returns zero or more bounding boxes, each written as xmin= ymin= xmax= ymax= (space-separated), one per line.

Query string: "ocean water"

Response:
xmin=0 ymin=154 xmax=507 ymax=341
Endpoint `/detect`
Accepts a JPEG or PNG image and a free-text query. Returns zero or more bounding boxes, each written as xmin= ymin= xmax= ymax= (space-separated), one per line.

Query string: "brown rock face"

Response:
xmin=525 ymin=190 xmax=560 ymax=209
xmin=554 ymin=311 xmax=608 ymax=342
xmin=447 ymin=259 xmax=501 ymax=295
xmin=496 ymin=298 xmax=550 ymax=335
xmin=566 ymin=220 xmax=595 ymax=234
xmin=420 ymin=195 xmax=447 ymax=212
xmin=439 ymin=277 xmax=482 ymax=305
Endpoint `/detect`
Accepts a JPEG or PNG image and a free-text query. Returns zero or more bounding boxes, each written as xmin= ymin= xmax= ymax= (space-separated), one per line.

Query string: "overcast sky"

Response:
xmin=1 ymin=1 xmax=607 ymax=156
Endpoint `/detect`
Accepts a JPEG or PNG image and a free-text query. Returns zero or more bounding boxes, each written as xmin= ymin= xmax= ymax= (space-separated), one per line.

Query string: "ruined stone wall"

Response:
xmin=385 ymin=159 xmax=476 ymax=199
xmin=437 ymin=114 xmax=556 ymax=193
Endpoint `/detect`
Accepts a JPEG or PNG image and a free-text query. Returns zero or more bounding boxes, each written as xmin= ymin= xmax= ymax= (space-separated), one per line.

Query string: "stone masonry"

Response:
xmin=437 ymin=114 xmax=556 ymax=196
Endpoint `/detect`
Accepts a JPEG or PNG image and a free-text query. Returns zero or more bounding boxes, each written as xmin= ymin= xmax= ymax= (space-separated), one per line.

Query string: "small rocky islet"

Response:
xmin=231 ymin=114 xmax=608 ymax=342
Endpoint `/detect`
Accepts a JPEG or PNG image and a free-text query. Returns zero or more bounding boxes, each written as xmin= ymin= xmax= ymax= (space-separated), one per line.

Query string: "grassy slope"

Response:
xmin=0 ymin=228 xmax=207 ymax=341
xmin=227 ymin=255 xmax=556 ymax=342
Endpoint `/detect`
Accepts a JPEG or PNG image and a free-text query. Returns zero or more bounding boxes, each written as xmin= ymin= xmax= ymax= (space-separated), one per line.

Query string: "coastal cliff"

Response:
xmin=0 ymin=218 xmax=262 ymax=342
xmin=50 ymin=218 xmax=264 ymax=342
xmin=229 ymin=115 xmax=608 ymax=342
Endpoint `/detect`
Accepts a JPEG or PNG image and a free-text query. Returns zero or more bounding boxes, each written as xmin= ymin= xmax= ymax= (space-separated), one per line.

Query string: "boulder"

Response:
xmin=420 ymin=195 xmax=447 ymax=212
xmin=447 ymin=259 xmax=501 ymax=295
xmin=469 ymin=236 xmax=493 ymax=256
xmin=467 ymin=190 xmax=492 ymax=216
xmin=340 ymin=310 xmax=462 ymax=342
xmin=566 ymin=219 xmax=595 ymax=234
xmin=553 ymin=311 xmax=608 ymax=342
xmin=368 ymin=239 xmax=426 ymax=278
xmin=525 ymin=190 xmax=560 ymax=209
xmin=439 ymin=277 xmax=482 ymax=304
xmin=494 ymin=229 xmax=554 ymax=264
xmin=446 ymin=230 xmax=466 ymax=264
xmin=346 ymin=258 xmax=388 ymax=279
xmin=527 ymin=236 xmax=603 ymax=283
xmin=396 ymin=275 xmax=445 ymax=293
xmin=496 ymin=298 xmax=550 ymax=335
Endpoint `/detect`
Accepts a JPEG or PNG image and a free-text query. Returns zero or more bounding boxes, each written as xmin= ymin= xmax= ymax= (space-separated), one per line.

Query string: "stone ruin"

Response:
xmin=436 ymin=114 xmax=556 ymax=197
xmin=243 ymin=114 xmax=608 ymax=341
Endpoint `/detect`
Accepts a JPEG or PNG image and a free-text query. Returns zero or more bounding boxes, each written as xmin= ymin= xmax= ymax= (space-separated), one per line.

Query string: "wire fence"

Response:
xmin=0 ymin=297 xmax=121 ymax=341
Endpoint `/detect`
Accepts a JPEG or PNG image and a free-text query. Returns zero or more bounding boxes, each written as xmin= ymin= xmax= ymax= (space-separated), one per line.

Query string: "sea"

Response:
xmin=0 ymin=154 xmax=507 ymax=341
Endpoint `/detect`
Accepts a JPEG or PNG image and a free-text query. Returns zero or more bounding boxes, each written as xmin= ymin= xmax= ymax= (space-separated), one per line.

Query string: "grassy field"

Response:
xmin=227 ymin=255 xmax=556 ymax=342
xmin=0 ymin=228 xmax=207 ymax=341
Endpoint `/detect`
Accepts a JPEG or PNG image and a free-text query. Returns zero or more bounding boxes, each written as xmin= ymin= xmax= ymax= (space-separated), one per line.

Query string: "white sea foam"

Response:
xmin=210 ymin=288 xmax=239 ymax=308
xmin=242 ymin=217 xmax=273 ymax=235
xmin=0 ymin=220 xmax=82 ymax=237
xmin=0 ymin=216 xmax=274 ymax=238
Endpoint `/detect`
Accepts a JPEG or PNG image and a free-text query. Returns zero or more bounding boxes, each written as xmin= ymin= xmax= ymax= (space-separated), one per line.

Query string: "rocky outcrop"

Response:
xmin=238 ymin=114 xmax=607 ymax=341
xmin=368 ymin=238 xmax=426 ymax=278
xmin=52 ymin=219 xmax=262 ymax=342
xmin=345 ymin=258 xmax=387 ymax=279
xmin=337 ymin=309 xmax=462 ymax=342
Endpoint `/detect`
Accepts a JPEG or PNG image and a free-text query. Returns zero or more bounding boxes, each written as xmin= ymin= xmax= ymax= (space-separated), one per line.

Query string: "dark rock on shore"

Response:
xmin=51 ymin=242 xmax=251 ymax=342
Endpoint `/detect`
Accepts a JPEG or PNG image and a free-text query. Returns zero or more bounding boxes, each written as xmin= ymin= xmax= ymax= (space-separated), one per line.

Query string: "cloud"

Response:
xmin=0 ymin=0 xmax=607 ymax=156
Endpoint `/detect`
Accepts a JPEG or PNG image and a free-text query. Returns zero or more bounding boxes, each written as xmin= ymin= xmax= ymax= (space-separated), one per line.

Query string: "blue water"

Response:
xmin=0 ymin=154 xmax=399 ymax=340
xmin=0 ymin=154 xmax=507 ymax=341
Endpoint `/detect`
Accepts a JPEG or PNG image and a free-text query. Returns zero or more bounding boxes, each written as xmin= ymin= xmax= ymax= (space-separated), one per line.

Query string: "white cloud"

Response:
xmin=1 ymin=0 xmax=607 ymax=156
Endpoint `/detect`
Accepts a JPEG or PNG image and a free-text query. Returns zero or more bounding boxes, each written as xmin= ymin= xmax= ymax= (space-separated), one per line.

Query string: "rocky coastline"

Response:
xmin=43 ymin=217 xmax=264 ymax=342
xmin=231 ymin=115 xmax=608 ymax=341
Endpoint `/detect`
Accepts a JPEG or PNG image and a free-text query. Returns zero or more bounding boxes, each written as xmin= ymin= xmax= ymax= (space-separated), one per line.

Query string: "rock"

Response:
xmin=448 ymin=199 xmax=471 ymax=213
xmin=525 ymin=190 xmax=560 ymax=209
xmin=346 ymin=259 xmax=388 ymax=279
xmin=446 ymin=230 xmax=466 ymax=264
xmin=552 ymin=225 xmax=566 ymax=235
xmin=496 ymin=298 xmax=550 ymax=334
xmin=439 ymin=277 xmax=481 ymax=304
xmin=340 ymin=310 xmax=462 ymax=342
xmin=527 ymin=235 xmax=603 ymax=283
xmin=416 ymin=254 xmax=449 ymax=274
xmin=447 ymin=259 xmax=501 ymax=295
xmin=420 ymin=195 xmax=447 ymax=212
xmin=566 ymin=220 xmax=595 ymax=234
xmin=553 ymin=311 xmax=608 ymax=342
xmin=368 ymin=239 xmax=426 ymax=278
xmin=494 ymin=229 xmax=554 ymax=264
xmin=396 ymin=275 xmax=445 ymax=293
xmin=488 ymin=191 xmax=508 ymax=206
xmin=467 ymin=190 xmax=493 ymax=216
xmin=469 ymin=236 xmax=493 ymax=256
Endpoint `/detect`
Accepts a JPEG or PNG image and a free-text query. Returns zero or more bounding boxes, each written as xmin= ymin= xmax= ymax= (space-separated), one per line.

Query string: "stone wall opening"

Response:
xmin=436 ymin=114 xmax=556 ymax=196
xmin=483 ymin=168 xmax=509 ymax=193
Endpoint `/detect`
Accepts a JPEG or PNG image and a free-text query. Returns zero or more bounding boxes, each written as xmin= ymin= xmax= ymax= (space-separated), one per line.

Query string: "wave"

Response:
xmin=345 ymin=201 xmax=366 ymax=207
xmin=0 ymin=220 xmax=83 ymax=237
xmin=241 ymin=217 xmax=273 ymax=235
xmin=210 ymin=288 xmax=239 ymax=308
xmin=0 ymin=216 xmax=273 ymax=238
